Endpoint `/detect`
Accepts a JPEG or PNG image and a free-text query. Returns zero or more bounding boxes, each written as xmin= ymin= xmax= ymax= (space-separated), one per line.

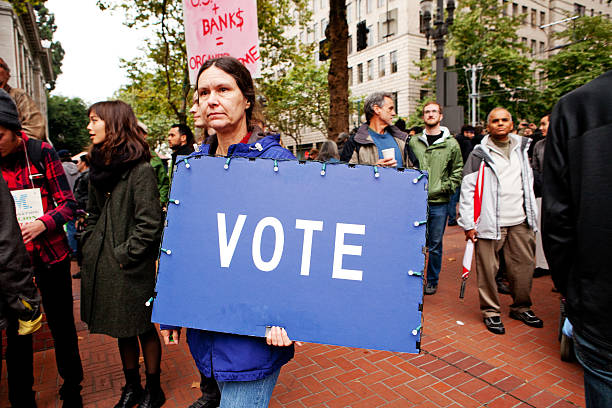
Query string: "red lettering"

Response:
xmin=190 ymin=0 xmax=199 ymax=7
xmin=248 ymin=45 xmax=260 ymax=61
xmin=200 ymin=9 xmax=245 ymax=37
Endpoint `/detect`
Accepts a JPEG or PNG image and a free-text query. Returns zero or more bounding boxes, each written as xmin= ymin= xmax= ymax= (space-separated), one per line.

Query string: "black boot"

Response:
xmin=115 ymin=368 xmax=143 ymax=408
xmin=115 ymin=383 xmax=144 ymax=408
xmin=138 ymin=373 xmax=165 ymax=408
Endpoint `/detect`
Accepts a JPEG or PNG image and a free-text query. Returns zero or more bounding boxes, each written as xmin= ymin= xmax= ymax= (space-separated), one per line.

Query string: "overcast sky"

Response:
xmin=46 ymin=0 xmax=151 ymax=105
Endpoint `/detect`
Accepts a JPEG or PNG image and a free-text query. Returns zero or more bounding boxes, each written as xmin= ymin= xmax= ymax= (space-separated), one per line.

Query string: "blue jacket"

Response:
xmin=160 ymin=134 xmax=296 ymax=381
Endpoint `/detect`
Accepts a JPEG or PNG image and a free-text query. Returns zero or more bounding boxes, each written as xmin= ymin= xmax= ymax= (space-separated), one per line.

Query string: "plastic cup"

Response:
xmin=382 ymin=148 xmax=396 ymax=166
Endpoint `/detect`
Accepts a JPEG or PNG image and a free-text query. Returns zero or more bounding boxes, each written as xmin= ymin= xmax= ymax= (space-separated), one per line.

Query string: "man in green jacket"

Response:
xmin=409 ymin=101 xmax=463 ymax=295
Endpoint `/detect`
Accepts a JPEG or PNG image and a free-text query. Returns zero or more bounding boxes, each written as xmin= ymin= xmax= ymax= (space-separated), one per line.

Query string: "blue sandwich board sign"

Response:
xmin=152 ymin=156 xmax=428 ymax=353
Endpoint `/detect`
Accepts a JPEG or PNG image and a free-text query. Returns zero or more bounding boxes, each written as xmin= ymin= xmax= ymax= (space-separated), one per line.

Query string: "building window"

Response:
xmin=380 ymin=8 xmax=398 ymax=40
xmin=349 ymin=67 xmax=353 ymax=86
xmin=321 ymin=18 xmax=328 ymax=38
xmin=312 ymin=0 xmax=316 ymax=12
xmin=358 ymin=63 xmax=363 ymax=83
xmin=540 ymin=11 xmax=546 ymax=26
xmin=377 ymin=0 xmax=385 ymax=8
xmin=522 ymin=6 xmax=528 ymax=24
xmin=531 ymin=9 xmax=537 ymax=26
xmin=531 ymin=39 xmax=536 ymax=55
xmin=347 ymin=2 xmax=353 ymax=23
xmin=378 ymin=55 xmax=386 ymax=77
xmin=512 ymin=3 xmax=518 ymax=17
xmin=314 ymin=23 xmax=318 ymax=41
xmin=367 ymin=24 xmax=374 ymax=45
xmin=366 ymin=0 xmax=372 ymax=13
xmin=348 ymin=35 xmax=353 ymax=54
xmin=502 ymin=0 xmax=508 ymax=16
xmin=392 ymin=92 xmax=398 ymax=112
xmin=367 ymin=59 xmax=374 ymax=80
xmin=390 ymin=50 xmax=397 ymax=73
xmin=574 ymin=3 xmax=585 ymax=16
xmin=420 ymin=89 xmax=429 ymax=101
xmin=539 ymin=41 xmax=545 ymax=54
xmin=419 ymin=48 xmax=427 ymax=71
xmin=320 ymin=0 xmax=324 ymax=10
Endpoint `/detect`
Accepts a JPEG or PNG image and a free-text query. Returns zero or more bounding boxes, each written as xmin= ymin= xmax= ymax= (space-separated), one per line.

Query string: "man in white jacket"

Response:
xmin=459 ymin=107 xmax=542 ymax=335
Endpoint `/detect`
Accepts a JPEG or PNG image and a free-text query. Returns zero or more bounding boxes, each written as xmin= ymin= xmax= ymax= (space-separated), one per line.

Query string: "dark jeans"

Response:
xmin=426 ymin=203 xmax=449 ymax=286
xmin=447 ymin=187 xmax=460 ymax=224
xmin=1 ymin=317 xmax=36 ymax=407
xmin=33 ymin=256 xmax=84 ymax=396
xmin=574 ymin=331 xmax=612 ymax=408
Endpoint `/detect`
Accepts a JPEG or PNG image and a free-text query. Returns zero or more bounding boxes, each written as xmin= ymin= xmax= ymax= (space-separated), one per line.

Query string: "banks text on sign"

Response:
xmin=153 ymin=157 xmax=428 ymax=353
xmin=183 ymin=0 xmax=261 ymax=83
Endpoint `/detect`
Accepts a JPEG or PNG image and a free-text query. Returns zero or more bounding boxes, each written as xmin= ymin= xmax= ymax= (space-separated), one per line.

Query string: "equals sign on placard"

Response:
xmin=216 ymin=37 xmax=224 ymax=46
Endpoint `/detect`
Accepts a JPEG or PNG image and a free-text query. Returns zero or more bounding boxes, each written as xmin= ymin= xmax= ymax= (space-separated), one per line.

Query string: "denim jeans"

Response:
xmin=573 ymin=331 xmax=612 ymax=408
xmin=426 ymin=203 xmax=448 ymax=286
xmin=447 ymin=187 xmax=460 ymax=224
xmin=217 ymin=368 xmax=281 ymax=408
xmin=65 ymin=218 xmax=77 ymax=255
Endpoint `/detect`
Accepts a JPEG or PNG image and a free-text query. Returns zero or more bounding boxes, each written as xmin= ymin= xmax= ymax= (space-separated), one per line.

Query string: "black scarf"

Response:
xmin=89 ymin=146 xmax=143 ymax=193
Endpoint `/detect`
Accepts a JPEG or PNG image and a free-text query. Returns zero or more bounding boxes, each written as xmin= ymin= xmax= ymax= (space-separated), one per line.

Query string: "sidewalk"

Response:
xmin=0 ymin=226 xmax=584 ymax=407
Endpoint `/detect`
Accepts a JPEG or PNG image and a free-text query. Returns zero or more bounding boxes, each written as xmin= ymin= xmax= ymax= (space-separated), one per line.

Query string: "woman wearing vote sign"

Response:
xmin=160 ymin=56 xmax=296 ymax=408
xmin=81 ymin=100 xmax=165 ymax=408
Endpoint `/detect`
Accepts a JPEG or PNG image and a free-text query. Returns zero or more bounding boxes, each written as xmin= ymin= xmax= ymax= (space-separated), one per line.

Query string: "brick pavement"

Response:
xmin=0 ymin=226 xmax=585 ymax=407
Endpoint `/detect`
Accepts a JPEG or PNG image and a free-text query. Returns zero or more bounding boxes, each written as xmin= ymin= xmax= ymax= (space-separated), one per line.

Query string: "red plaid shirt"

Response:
xmin=0 ymin=133 xmax=76 ymax=265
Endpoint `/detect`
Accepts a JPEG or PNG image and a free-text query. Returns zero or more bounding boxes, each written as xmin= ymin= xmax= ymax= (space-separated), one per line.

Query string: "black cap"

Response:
xmin=0 ymin=89 xmax=21 ymax=132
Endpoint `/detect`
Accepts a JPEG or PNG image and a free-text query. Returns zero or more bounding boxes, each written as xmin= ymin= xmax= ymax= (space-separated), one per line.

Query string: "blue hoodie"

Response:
xmin=160 ymin=135 xmax=295 ymax=381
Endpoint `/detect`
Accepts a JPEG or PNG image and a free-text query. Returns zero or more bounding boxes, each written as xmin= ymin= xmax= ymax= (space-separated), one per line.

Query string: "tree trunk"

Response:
xmin=327 ymin=0 xmax=349 ymax=141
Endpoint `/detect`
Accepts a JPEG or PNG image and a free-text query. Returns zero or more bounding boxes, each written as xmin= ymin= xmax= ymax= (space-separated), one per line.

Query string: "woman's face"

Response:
xmin=87 ymin=111 xmax=106 ymax=145
xmin=197 ymin=66 xmax=250 ymax=134
xmin=189 ymin=89 xmax=206 ymax=128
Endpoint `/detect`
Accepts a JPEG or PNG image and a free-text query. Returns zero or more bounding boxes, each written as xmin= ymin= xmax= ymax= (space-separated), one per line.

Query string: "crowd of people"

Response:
xmin=0 ymin=55 xmax=609 ymax=408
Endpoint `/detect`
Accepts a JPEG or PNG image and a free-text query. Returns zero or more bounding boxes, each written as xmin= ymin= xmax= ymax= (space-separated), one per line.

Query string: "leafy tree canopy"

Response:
xmin=447 ymin=0 xmax=533 ymax=123
xmin=47 ymin=95 xmax=90 ymax=154
xmin=540 ymin=15 xmax=612 ymax=112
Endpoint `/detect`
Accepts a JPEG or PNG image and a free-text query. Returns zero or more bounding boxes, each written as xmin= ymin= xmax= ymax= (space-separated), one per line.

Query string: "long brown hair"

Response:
xmin=87 ymin=100 xmax=151 ymax=164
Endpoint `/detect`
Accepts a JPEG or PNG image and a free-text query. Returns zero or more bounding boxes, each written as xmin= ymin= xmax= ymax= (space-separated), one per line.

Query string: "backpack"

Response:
xmin=25 ymin=137 xmax=46 ymax=175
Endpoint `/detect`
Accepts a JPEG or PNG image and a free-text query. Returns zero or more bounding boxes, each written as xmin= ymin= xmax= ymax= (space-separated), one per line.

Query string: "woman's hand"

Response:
xmin=21 ymin=220 xmax=46 ymax=243
xmin=266 ymin=326 xmax=302 ymax=347
xmin=161 ymin=329 xmax=180 ymax=345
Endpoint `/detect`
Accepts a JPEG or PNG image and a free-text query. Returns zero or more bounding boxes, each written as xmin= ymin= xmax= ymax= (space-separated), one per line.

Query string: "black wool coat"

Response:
xmin=81 ymin=161 xmax=162 ymax=338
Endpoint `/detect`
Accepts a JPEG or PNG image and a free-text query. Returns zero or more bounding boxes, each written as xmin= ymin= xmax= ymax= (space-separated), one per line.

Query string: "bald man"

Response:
xmin=459 ymin=107 xmax=542 ymax=335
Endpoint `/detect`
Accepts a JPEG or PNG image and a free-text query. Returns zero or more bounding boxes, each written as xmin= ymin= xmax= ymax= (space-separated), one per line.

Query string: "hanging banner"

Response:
xmin=152 ymin=156 xmax=428 ymax=353
xmin=183 ymin=0 xmax=261 ymax=84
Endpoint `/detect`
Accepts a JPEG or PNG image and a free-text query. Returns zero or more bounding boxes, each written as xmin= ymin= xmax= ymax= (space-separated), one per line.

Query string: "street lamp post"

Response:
xmin=420 ymin=0 xmax=455 ymax=107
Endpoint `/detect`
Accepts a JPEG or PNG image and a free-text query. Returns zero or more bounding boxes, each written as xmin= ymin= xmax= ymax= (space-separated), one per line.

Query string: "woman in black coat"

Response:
xmin=81 ymin=100 xmax=164 ymax=408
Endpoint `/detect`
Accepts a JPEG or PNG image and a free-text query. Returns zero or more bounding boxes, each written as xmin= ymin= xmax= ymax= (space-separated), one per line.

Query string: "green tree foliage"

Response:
xmin=47 ymin=95 xmax=90 ymax=154
xmin=448 ymin=0 xmax=533 ymax=122
xmin=7 ymin=0 xmax=42 ymax=14
xmin=98 ymin=0 xmax=316 ymax=147
xmin=97 ymin=0 xmax=189 ymax=130
xmin=36 ymin=5 xmax=64 ymax=89
xmin=264 ymin=61 xmax=329 ymax=152
xmin=540 ymin=15 xmax=612 ymax=112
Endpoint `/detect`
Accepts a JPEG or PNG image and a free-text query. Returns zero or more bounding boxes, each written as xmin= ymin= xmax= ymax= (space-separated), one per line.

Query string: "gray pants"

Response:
xmin=476 ymin=222 xmax=535 ymax=318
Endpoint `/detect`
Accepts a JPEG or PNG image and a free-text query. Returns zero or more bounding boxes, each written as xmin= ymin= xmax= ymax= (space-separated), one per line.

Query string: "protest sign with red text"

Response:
xmin=183 ymin=0 xmax=261 ymax=84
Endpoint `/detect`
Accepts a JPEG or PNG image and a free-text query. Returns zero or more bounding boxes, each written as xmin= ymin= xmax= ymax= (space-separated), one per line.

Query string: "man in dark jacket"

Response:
xmin=542 ymin=70 xmax=612 ymax=408
xmin=168 ymin=123 xmax=195 ymax=177
xmin=0 ymin=89 xmax=83 ymax=407
xmin=0 ymin=172 xmax=42 ymax=408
